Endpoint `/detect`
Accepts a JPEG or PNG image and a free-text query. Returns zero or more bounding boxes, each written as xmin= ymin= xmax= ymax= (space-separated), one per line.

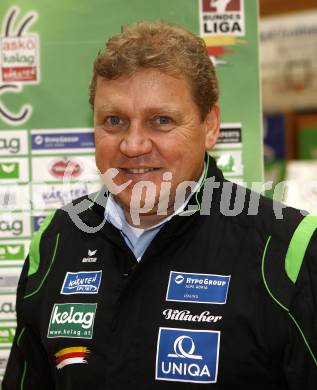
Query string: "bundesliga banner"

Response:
xmin=0 ymin=0 xmax=262 ymax=381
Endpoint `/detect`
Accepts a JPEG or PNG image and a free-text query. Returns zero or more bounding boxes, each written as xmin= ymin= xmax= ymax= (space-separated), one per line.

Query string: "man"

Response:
xmin=3 ymin=21 xmax=317 ymax=389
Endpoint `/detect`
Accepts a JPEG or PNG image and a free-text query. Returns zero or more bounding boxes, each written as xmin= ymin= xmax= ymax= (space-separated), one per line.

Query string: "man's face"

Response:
xmin=94 ymin=69 xmax=219 ymax=215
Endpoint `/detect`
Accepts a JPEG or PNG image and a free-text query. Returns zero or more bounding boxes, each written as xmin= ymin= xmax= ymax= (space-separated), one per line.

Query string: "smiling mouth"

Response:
xmin=122 ymin=168 xmax=160 ymax=174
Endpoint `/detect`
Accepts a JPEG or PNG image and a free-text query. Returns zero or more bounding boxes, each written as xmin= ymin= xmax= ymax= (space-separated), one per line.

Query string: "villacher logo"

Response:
xmin=156 ymin=327 xmax=220 ymax=383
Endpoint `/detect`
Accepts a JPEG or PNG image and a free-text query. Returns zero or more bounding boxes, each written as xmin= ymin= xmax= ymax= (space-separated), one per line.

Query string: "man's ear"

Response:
xmin=204 ymin=104 xmax=220 ymax=150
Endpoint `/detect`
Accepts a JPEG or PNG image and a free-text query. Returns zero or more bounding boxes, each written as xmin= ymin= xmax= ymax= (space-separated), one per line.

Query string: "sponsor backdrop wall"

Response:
xmin=0 ymin=0 xmax=262 ymax=380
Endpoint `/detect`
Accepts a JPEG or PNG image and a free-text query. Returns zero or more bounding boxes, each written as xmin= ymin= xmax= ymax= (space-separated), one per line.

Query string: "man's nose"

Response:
xmin=119 ymin=121 xmax=152 ymax=157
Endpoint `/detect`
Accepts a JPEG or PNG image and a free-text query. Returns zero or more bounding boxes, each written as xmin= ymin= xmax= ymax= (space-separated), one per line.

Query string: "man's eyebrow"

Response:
xmin=96 ymin=103 xmax=117 ymax=112
xmin=96 ymin=104 xmax=181 ymax=115
xmin=143 ymin=106 xmax=181 ymax=115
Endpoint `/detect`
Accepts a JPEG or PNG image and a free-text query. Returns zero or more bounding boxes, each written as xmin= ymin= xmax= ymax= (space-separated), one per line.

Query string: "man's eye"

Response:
xmin=106 ymin=116 xmax=123 ymax=126
xmin=154 ymin=116 xmax=172 ymax=125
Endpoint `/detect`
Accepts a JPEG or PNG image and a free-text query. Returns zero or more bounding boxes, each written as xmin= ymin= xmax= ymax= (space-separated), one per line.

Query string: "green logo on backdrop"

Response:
xmin=0 ymin=326 xmax=15 ymax=344
xmin=47 ymin=303 xmax=97 ymax=339
xmin=0 ymin=162 xmax=20 ymax=179
xmin=0 ymin=244 xmax=24 ymax=261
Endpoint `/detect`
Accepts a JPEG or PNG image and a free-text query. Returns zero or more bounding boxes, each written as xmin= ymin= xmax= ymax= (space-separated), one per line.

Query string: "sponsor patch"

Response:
xmin=47 ymin=303 xmax=97 ymax=339
xmin=163 ymin=309 xmax=222 ymax=323
xmin=61 ymin=271 xmax=102 ymax=295
xmin=156 ymin=327 xmax=220 ymax=383
xmin=166 ymin=271 xmax=230 ymax=304
xmin=55 ymin=346 xmax=90 ymax=369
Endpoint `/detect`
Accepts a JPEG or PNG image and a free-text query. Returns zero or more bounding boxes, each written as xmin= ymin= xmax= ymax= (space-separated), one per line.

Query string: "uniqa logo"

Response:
xmin=157 ymin=328 xmax=219 ymax=383
xmin=168 ymin=336 xmax=202 ymax=360
xmin=160 ymin=334 xmax=211 ymax=379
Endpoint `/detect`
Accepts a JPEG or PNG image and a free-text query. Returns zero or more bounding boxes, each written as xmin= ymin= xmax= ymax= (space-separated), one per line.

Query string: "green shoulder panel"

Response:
xmin=28 ymin=211 xmax=56 ymax=277
xmin=285 ymin=214 xmax=317 ymax=284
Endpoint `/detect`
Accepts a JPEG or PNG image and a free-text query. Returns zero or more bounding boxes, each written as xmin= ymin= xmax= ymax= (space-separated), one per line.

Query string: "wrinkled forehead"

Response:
xmin=93 ymin=69 xmax=198 ymax=116
xmin=95 ymin=69 xmax=196 ymax=112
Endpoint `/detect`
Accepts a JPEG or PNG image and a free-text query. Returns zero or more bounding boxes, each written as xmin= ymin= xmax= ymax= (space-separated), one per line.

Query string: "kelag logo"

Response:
xmin=47 ymin=303 xmax=97 ymax=339
xmin=0 ymin=219 xmax=23 ymax=236
xmin=61 ymin=271 xmax=102 ymax=295
xmin=156 ymin=327 xmax=220 ymax=383
xmin=0 ymin=137 xmax=20 ymax=154
xmin=166 ymin=271 xmax=231 ymax=304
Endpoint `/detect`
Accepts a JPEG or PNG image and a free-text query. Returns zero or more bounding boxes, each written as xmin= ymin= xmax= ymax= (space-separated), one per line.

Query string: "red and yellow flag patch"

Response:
xmin=55 ymin=346 xmax=90 ymax=369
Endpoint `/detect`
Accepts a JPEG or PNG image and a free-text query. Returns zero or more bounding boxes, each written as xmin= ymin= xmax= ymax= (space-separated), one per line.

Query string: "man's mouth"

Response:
xmin=122 ymin=168 xmax=160 ymax=174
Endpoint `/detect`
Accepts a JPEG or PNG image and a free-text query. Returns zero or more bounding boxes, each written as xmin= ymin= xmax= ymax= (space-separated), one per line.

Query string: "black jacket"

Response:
xmin=3 ymin=157 xmax=317 ymax=389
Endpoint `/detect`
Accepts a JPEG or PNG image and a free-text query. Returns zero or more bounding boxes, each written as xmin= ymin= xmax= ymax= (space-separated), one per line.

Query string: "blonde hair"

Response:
xmin=89 ymin=21 xmax=219 ymax=120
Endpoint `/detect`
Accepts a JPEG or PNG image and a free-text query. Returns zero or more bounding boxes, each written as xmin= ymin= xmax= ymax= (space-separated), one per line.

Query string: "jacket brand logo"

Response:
xmin=47 ymin=303 xmax=97 ymax=339
xmin=82 ymin=249 xmax=97 ymax=263
xmin=61 ymin=271 xmax=102 ymax=295
xmin=166 ymin=271 xmax=231 ymax=305
xmin=156 ymin=327 xmax=220 ymax=384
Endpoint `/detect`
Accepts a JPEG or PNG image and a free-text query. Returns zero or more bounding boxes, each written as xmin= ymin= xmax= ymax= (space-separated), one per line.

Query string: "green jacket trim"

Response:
xmin=28 ymin=211 xmax=56 ymax=277
xmin=285 ymin=215 xmax=317 ymax=284
xmin=262 ymin=236 xmax=317 ymax=367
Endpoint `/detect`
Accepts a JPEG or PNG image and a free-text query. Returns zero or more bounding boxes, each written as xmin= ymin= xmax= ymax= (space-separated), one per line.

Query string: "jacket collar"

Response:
xmin=79 ymin=154 xmax=223 ymax=230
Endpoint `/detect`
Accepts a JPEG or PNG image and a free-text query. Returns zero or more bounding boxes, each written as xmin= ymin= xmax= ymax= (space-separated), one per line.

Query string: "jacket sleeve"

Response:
xmin=2 ymin=255 xmax=55 ymax=390
xmin=282 ymin=218 xmax=317 ymax=389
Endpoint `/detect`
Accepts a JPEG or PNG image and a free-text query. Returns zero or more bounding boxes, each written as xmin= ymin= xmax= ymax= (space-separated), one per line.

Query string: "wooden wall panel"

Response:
xmin=260 ymin=0 xmax=317 ymax=17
